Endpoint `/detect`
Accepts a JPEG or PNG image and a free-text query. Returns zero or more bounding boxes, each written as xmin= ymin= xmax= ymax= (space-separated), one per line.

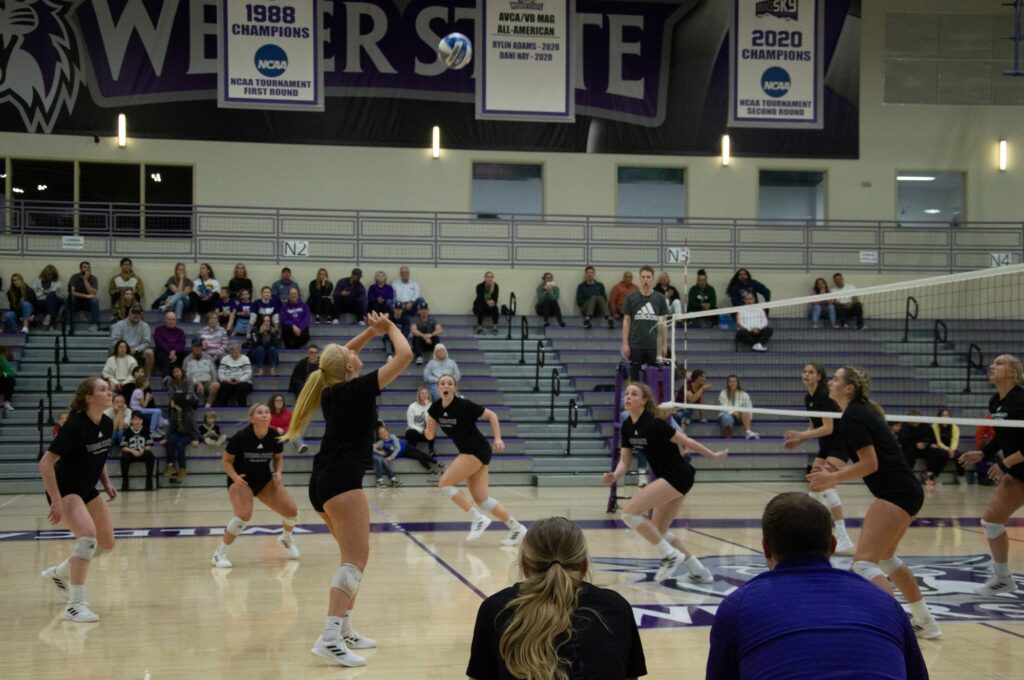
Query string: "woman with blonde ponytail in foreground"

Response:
xmin=467 ymin=517 xmax=647 ymax=680
xmin=281 ymin=311 xmax=412 ymax=667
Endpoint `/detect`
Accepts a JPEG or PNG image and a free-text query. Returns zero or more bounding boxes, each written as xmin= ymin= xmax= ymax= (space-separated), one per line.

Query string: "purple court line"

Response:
xmin=980 ymin=622 xmax=1024 ymax=640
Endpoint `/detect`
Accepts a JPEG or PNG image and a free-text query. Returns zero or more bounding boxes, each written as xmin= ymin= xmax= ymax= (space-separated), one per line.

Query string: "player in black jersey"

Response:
xmin=603 ymin=381 xmax=728 ymax=585
xmin=958 ymin=354 xmax=1024 ymax=596
xmin=783 ymin=364 xmax=855 ymax=553
xmin=808 ymin=366 xmax=942 ymax=640
xmin=426 ymin=374 xmax=526 ymax=545
xmin=282 ymin=311 xmax=411 ymax=668
xmin=39 ymin=377 xmax=118 ymax=623
xmin=210 ymin=403 xmax=301 ymax=569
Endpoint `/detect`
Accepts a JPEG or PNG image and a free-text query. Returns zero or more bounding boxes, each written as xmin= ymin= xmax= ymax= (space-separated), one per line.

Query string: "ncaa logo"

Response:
xmin=254 ymin=44 xmax=288 ymax=77
xmin=761 ymin=66 xmax=791 ymax=98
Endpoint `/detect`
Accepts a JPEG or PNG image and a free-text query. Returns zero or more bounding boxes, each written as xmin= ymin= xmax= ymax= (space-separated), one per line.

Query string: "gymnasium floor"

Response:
xmin=1 ymin=482 xmax=1022 ymax=679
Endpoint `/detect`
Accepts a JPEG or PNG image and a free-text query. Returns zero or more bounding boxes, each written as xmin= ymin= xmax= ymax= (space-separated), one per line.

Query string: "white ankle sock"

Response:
xmin=469 ymin=507 xmax=484 ymax=521
xmin=323 ymin=615 xmax=343 ymax=641
xmin=69 ymin=585 xmax=85 ymax=603
xmin=216 ymin=541 xmax=229 ymax=554
xmin=908 ymin=599 xmax=931 ymax=621
xmin=684 ymin=555 xmax=706 ymax=574
xmin=656 ymin=540 xmax=675 ymax=558
xmin=56 ymin=558 xmax=72 ymax=578
xmin=994 ymin=562 xmax=1011 ymax=577
xmin=506 ymin=517 xmax=523 ymax=531
xmin=341 ymin=611 xmax=353 ymax=634
xmin=834 ymin=519 xmax=848 ymax=533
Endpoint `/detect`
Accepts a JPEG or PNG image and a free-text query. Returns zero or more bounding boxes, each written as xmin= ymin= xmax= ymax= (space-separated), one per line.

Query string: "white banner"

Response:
xmin=477 ymin=0 xmax=575 ymax=122
xmin=218 ymin=0 xmax=323 ymax=111
xmin=729 ymin=0 xmax=823 ymax=129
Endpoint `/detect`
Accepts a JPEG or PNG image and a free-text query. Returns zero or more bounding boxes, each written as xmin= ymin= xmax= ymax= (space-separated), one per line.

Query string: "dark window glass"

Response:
xmin=145 ymin=165 xmax=194 ymax=235
xmin=80 ymin=162 xmax=141 ymax=235
xmin=11 ymin=159 xmax=74 ymax=233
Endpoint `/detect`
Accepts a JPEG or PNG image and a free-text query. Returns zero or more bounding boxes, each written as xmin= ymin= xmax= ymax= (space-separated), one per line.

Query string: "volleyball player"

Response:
xmin=282 ymin=311 xmax=411 ymax=667
xmin=783 ymin=363 xmax=855 ymax=553
xmin=603 ymin=382 xmax=728 ymax=584
xmin=426 ymin=374 xmax=527 ymax=545
xmin=808 ymin=366 xmax=942 ymax=639
xmin=38 ymin=377 xmax=117 ymax=623
xmin=211 ymin=403 xmax=301 ymax=568
xmin=958 ymin=354 xmax=1024 ymax=596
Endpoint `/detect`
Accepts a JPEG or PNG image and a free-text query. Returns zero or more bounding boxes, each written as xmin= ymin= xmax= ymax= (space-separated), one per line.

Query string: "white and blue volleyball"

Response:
xmin=438 ymin=32 xmax=473 ymax=70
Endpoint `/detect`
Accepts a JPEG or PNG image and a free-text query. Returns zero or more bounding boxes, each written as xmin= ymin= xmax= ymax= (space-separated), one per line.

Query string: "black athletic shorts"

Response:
xmin=227 ymin=474 xmax=272 ymax=496
xmin=308 ymin=463 xmax=365 ymax=513
xmin=870 ymin=480 xmax=924 ymax=517
xmin=467 ymin=448 xmax=493 ymax=466
xmin=55 ymin=477 xmax=99 ymax=505
xmin=661 ymin=461 xmax=696 ymax=496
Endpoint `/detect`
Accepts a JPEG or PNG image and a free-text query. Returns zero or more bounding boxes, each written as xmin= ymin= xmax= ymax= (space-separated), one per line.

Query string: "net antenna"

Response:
xmin=668 ymin=241 xmax=690 ymax=405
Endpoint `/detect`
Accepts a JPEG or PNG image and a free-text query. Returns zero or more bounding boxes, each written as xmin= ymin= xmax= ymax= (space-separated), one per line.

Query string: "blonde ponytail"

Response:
xmin=279 ymin=343 xmax=354 ymax=443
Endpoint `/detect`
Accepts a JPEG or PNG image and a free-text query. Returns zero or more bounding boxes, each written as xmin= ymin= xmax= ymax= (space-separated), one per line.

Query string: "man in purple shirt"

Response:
xmin=154 ymin=311 xmax=188 ymax=376
xmin=280 ymin=288 xmax=311 ymax=349
xmin=332 ymin=267 xmax=366 ymax=324
xmin=706 ymin=492 xmax=928 ymax=680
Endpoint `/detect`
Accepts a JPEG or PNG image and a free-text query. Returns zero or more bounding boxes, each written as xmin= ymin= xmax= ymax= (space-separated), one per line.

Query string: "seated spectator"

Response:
xmin=217 ymin=343 xmax=253 ymax=406
xmin=575 ymin=265 xmax=614 ymax=329
xmin=726 ymin=268 xmax=771 ymax=307
xmin=199 ymin=409 xmax=227 ymax=447
xmin=227 ymin=263 xmax=253 ymax=300
xmin=409 ymin=305 xmax=442 ymax=365
xmin=103 ymin=392 xmax=131 ymax=455
xmin=473 ymin=271 xmax=500 ymax=334
xmin=271 ymin=267 xmax=302 ymax=302
xmin=199 ymin=312 xmax=229 ymax=363
xmin=163 ymin=365 xmax=197 ymax=408
xmin=129 ymin=374 xmax=165 ymax=436
xmin=30 ymin=264 xmax=66 ymax=329
xmin=609 ymin=271 xmax=638 ymax=322
xmin=378 ymin=422 xmax=439 ymax=474
xmin=165 ymin=393 xmax=200 ymax=484
xmin=108 ymin=257 xmax=144 ymax=313
xmin=67 ymin=261 xmax=102 ymax=332
xmin=367 ymin=270 xmax=394 ymax=316
xmin=102 ymin=340 xmax=139 ymax=395
xmin=676 ymin=369 xmax=710 ymax=425
xmin=215 ymin=287 xmax=235 ymax=330
xmin=113 ymin=288 xmax=139 ymax=322
xmin=386 ymin=304 xmax=408 ymax=354
xmin=251 ymin=286 xmax=280 ymax=331
xmin=706 ymin=492 xmax=927 ymax=680
xmin=371 ymin=438 xmax=401 ymax=488
xmin=154 ymin=311 xmax=187 ymax=376
xmin=406 ymin=386 xmax=436 ymax=456
xmin=423 ymin=344 xmax=460 ymax=400
xmin=655 ymin=272 xmax=683 ymax=316
xmin=332 ymin=267 xmax=366 ymax=324
xmin=119 ymin=412 xmax=156 ymax=492
xmin=535 ymin=272 xmax=565 ymax=328
xmin=832 ymin=272 xmax=865 ymax=329
xmin=248 ymin=314 xmax=283 ymax=376
xmin=393 ymin=266 xmax=427 ymax=319
xmin=308 ymin=268 xmax=334 ymax=324
xmin=719 ymin=374 xmax=759 ymax=439
xmin=182 ymin=338 xmax=220 ymax=407
xmin=736 ymin=292 xmax=773 ymax=352
xmin=5 ymin=273 xmax=36 ymax=335
xmin=288 ymin=344 xmax=319 ymax=396
xmin=230 ymin=288 xmax=253 ymax=337
xmin=925 ymin=407 xmax=964 ymax=487
xmin=187 ymin=262 xmax=220 ymax=324
xmin=467 ymin=516 xmax=646 ymax=680
xmin=0 ymin=345 xmax=16 ymax=411
xmin=52 ymin=410 xmax=68 ymax=437
xmin=280 ymin=288 xmax=311 ymax=349
xmin=807 ymin=277 xmax=837 ymax=329
xmin=155 ymin=262 xmax=193 ymax=318
xmin=686 ymin=269 xmax=718 ymax=328
xmin=268 ymin=393 xmax=308 ymax=454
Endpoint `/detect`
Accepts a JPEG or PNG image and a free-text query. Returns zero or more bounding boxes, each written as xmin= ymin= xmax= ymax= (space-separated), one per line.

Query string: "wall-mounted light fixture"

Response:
xmin=721 ymin=134 xmax=731 ymax=166
xmin=117 ymin=113 xmax=127 ymax=148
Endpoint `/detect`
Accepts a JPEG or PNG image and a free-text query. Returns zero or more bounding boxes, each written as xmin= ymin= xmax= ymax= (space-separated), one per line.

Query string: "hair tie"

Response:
xmin=549 ymin=560 xmax=563 ymax=568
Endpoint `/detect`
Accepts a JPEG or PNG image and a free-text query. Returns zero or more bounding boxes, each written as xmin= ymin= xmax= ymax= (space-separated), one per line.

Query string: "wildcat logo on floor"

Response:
xmin=591 ymin=553 xmax=1024 ymax=629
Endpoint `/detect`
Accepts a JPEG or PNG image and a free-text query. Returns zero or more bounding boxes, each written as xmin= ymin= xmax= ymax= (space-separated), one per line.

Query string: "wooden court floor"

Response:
xmin=1 ymin=482 xmax=1022 ymax=679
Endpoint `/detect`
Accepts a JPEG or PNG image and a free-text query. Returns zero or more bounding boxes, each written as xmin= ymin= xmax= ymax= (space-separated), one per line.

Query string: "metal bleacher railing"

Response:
xmin=4 ymin=200 xmax=1023 ymax=273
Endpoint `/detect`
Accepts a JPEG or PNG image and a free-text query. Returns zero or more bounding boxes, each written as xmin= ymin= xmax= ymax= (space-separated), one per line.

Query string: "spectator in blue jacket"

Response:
xmin=271 ymin=267 xmax=302 ymax=302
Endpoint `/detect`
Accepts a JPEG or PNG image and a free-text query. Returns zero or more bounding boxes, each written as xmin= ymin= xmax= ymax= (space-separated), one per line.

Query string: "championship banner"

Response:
xmin=218 ymin=0 xmax=323 ymax=111
xmin=729 ymin=0 xmax=823 ymax=129
xmin=477 ymin=0 xmax=574 ymax=122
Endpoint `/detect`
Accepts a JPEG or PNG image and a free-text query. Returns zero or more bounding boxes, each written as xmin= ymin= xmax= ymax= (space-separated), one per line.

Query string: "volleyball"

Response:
xmin=438 ymin=32 xmax=473 ymax=70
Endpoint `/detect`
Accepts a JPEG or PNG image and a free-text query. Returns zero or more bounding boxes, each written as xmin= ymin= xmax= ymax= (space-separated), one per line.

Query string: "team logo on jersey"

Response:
xmin=591 ymin=553 xmax=1024 ymax=629
xmin=755 ymin=0 xmax=798 ymax=21
xmin=632 ymin=302 xmax=662 ymax=322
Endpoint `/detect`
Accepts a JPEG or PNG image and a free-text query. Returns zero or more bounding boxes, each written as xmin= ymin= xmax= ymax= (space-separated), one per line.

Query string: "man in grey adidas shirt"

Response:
xmin=621 ymin=265 xmax=669 ymax=380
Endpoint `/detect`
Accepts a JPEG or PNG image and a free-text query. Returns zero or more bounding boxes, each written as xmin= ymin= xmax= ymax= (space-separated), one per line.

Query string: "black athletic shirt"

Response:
xmin=428 ymin=396 xmax=490 ymax=455
xmin=837 ymin=402 xmax=918 ymax=497
xmin=50 ymin=411 xmax=114 ymax=488
xmin=467 ymin=582 xmax=647 ymax=680
xmin=621 ymin=410 xmax=687 ymax=482
xmin=226 ymin=425 xmax=283 ymax=479
xmin=806 ymin=384 xmax=841 ymax=454
xmin=314 ymin=369 xmax=381 ymax=471
xmin=983 ymin=384 xmax=1024 ymax=482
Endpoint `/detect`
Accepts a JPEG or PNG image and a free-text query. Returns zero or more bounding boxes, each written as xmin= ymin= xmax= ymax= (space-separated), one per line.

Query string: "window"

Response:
xmin=896 ymin=172 xmax=964 ymax=226
xmin=145 ymin=164 xmax=194 ymax=235
xmin=758 ymin=170 xmax=826 ymax=224
xmin=616 ymin=167 xmax=685 ymax=219
xmin=0 ymin=159 xmax=6 ymax=232
xmin=80 ymin=162 xmax=141 ymax=235
xmin=11 ymin=159 xmax=74 ymax=232
xmin=472 ymin=163 xmax=542 ymax=218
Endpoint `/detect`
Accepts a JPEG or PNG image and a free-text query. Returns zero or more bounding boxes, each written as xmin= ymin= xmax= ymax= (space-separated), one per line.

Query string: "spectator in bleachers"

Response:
xmin=332 ymin=267 xmax=367 ymax=324
xmin=535 ymin=272 xmax=565 ymax=328
xmin=423 ymin=344 xmax=460 ymax=400
xmin=199 ymin=410 xmax=226 ymax=447
xmin=30 ymin=264 xmax=65 ymax=329
xmin=609 ymin=270 xmax=637 ymax=323
xmin=230 ymin=288 xmax=252 ymax=337
xmin=807 ymin=277 xmax=838 ymax=329
xmin=129 ymin=374 xmax=165 ymax=436
xmin=217 ymin=343 xmax=253 ymax=406
xmin=894 ymin=410 xmax=930 ymax=477
xmin=576 ymin=265 xmax=614 ymax=329
xmin=102 ymin=340 xmax=138 ymax=396
xmin=249 ymin=309 xmax=283 ymax=377
xmin=372 ymin=436 xmax=402 ymax=488
xmin=622 ymin=265 xmax=669 ymax=380
xmin=155 ymin=262 xmax=193 ymax=318
xmin=473 ymin=271 xmax=500 ymax=334
xmin=280 ymin=287 xmax=311 ymax=349
xmin=393 ymin=265 xmax=426 ymax=314
xmin=676 ymin=369 xmax=710 ymax=426
xmin=376 ymin=422 xmax=440 ymax=475
xmin=271 ymin=267 xmax=302 ymax=302
xmin=215 ymin=287 xmax=235 ymax=330
xmin=199 ymin=311 xmax=229 ymax=362
xmin=0 ymin=345 xmax=16 ymax=411
xmin=5 ymin=273 xmax=36 ymax=334
xmin=188 ymin=262 xmax=220 ymax=324
xmin=832 ymin=272 xmax=865 ymax=330
xmin=268 ymin=393 xmax=309 ymax=455
xmin=367 ymin=270 xmax=395 ymax=316
xmin=719 ymin=374 xmax=760 ymax=439
xmin=165 ymin=393 xmax=200 ymax=484
xmin=119 ymin=412 xmax=156 ymax=492
xmin=409 ymin=304 xmax=443 ymax=365
xmin=67 ymin=261 xmax=102 ymax=332
xmin=110 ymin=306 xmax=155 ymax=375
xmin=183 ymin=338 xmax=220 ymax=407
xmin=251 ymin=285 xmax=280 ymax=331
xmin=288 ymin=344 xmax=319 ymax=396
xmin=686 ymin=269 xmax=717 ymax=327
xmin=227 ymin=263 xmax=253 ymax=300
xmin=108 ymin=257 xmax=144 ymax=314
xmin=726 ymin=268 xmax=771 ymax=307
xmin=103 ymin=392 xmax=131 ymax=455
xmin=931 ymin=408 xmax=965 ymax=486
xmin=113 ymin=287 xmax=139 ymax=322
xmin=736 ymin=292 xmax=773 ymax=352
xmin=163 ymin=365 xmax=196 ymax=408
xmin=154 ymin=311 xmax=187 ymax=377
xmin=655 ymin=272 xmax=683 ymax=316
xmin=406 ymin=386 xmax=436 ymax=457
xmin=308 ymin=268 xmax=334 ymax=324
xmin=52 ymin=410 xmax=68 ymax=437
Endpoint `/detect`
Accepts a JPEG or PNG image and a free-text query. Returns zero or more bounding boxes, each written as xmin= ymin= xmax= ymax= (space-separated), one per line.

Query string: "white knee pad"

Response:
xmin=821 ymin=489 xmax=842 ymax=509
xmin=73 ymin=536 xmax=97 ymax=561
xmin=981 ymin=520 xmax=1006 ymax=540
xmin=331 ymin=563 xmax=363 ymax=597
xmin=852 ymin=560 xmax=885 ymax=582
xmin=226 ymin=516 xmax=248 ymax=536
xmin=479 ymin=497 xmax=499 ymax=512
xmin=879 ymin=557 xmax=904 ymax=576
xmin=282 ymin=514 xmax=298 ymax=529
xmin=440 ymin=486 xmax=458 ymax=499
xmin=621 ymin=512 xmax=644 ymax=530
xmin=807 ymin=491 xmax=825 ymax=504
